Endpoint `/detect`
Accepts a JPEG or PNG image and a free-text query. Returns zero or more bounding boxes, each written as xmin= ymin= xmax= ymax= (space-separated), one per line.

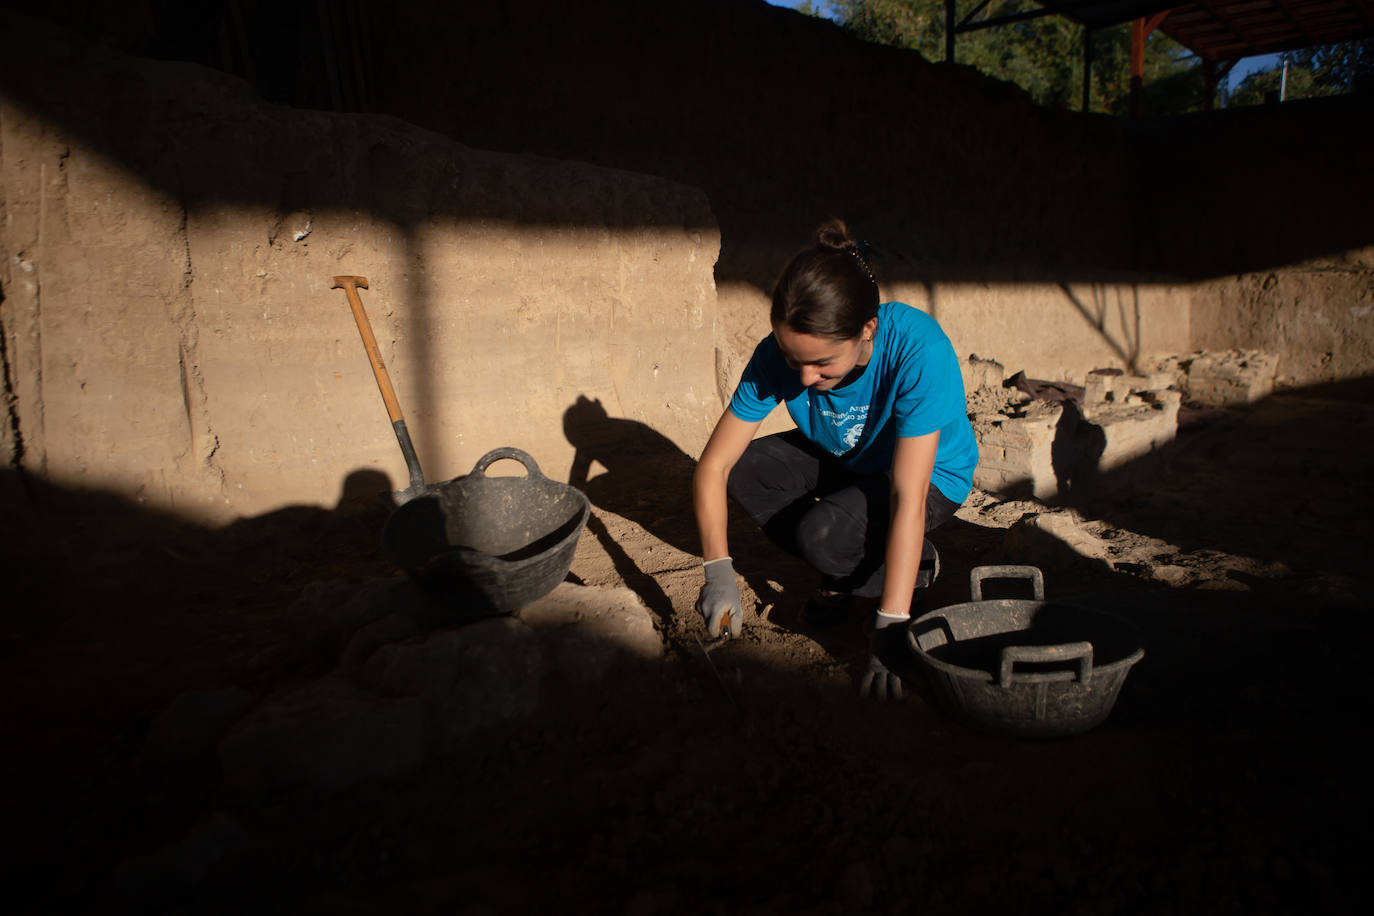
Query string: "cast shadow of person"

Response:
xmin=562 ymin=395 xmax=812 ymax=633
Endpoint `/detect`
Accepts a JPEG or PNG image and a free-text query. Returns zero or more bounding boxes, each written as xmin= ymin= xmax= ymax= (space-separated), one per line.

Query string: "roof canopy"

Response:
xmin=1038 ymin=0 xmax=1374 ymax=62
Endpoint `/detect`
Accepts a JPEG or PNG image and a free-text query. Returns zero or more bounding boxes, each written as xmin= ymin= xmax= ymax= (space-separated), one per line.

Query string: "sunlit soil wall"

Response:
xmin=1189 ymin=251 xmax=1374 ymax=389
xmin=3 ymin=9 xmax=1372 ymax=528
xmin=0 ymin=14 xmax=719 ymax=522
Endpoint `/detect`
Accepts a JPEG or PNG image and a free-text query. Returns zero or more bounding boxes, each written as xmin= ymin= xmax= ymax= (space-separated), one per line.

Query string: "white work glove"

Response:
xmin=695 ymin=557 xmax=743 ymax=638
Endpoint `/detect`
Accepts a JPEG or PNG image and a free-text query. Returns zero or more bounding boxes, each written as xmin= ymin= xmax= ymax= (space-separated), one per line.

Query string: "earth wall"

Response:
xmin=1189 ymin=251 xmax=1374 ymax=389
xmin=3 ymin=2 xmax=1372 ymax=524
xmin=0 ymin=13 xmax=720 ymax=521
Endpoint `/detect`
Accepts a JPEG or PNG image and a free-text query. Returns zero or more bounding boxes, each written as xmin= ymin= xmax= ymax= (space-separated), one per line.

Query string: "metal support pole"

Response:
xmin=946 ymin=0 xmax=955 ymax=63
xmin=1082 ymin=27 xmax=1093 ymax=113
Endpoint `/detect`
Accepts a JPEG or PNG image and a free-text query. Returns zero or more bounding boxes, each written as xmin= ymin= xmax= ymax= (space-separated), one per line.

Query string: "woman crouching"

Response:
xmin=692 ymin=219 xmax=978 ymax=700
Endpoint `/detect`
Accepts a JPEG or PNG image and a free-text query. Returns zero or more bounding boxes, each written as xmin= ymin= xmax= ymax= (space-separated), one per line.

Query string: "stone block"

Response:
xmin=975 ymin=371 xmax=1183 ymax=502
xmin=287 ymin=576 xmax=419 ymax=659
xmin=1003 ymin=509 xmax=1111 ymax=570
xmin=973 ymin=402 xmax=1067 ymax=500
xmin=1085 ymin=370 xmax=1158 ymax=407
xmin=971 ymin=467 xmax=1021 ymax=494
xmin=518 ymin=582 xmax=665 ymax=682
xmin=971 ymin=465 xmax=1059 ymax=501
xmin=115 ymin=813 xmax=249 ymax=907
xmin=976 ymin=424 xmax=1034 ymax=451
xmin=363 ymin=617 xmax=544 ymax=748
xmin=975 ymin=448 xmax=1032 ymax=473
xmin=1091 ymin=392 xmax=1181 ymax=473
xmin=218 ymin=676 xmax=428 ymax=796
xmin=139 ymin=687 xmax=256 ymax=773
xmin=961 ymin=354 xmax=1005 ymax=391
xmin=338 ymin=609 xmax=427 ymax=675
xmin=1184 ymin=349 xmax=1278 ymax=406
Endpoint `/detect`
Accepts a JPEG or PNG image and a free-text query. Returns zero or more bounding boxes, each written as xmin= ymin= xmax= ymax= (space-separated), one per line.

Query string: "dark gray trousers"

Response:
xmin=725 ymin=430 xmax=959 ymax=598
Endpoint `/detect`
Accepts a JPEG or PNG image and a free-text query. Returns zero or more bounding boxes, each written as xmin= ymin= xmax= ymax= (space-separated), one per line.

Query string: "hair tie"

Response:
xmin=848 ymin=246 xmax=876 ymax=286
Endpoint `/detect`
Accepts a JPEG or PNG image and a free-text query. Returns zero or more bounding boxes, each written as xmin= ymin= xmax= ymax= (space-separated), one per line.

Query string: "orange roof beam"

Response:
xmin=1130 ymin=12 xmax=1171 ymax=118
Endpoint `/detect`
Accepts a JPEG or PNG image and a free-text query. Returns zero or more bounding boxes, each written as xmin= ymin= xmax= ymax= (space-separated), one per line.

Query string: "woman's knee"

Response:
xmin=793 ymin=500 xmax=867 ymax=578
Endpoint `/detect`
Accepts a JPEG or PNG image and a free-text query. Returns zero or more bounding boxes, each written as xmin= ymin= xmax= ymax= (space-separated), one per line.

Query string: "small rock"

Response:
xmin=962 ymin=354 xmax=1005 ymax=392
xmin=115 ymin=812 xmax=248 ymax=905
xmin=218 ymin=675 xmax=427 ymax=796
xmin=840 ymin=861 xmax=875 ymax=909
xmin=517 ymin=582 xmax=664 ymax=682
xmin=339 ymin=609 xmax=425 ymax=675
xmin=1004 ymin=509 xmax=1110 ymax=571
xmin=139 ymin=687 xmax=255 ymax=771
xmin=286 ymin=577 xmax=396 ymax=659
xmin=364 ymin=616 xmax=544 ymax=747
xmin=882 ymin=834 xmax=923 ymax=870
xmin=1151 ymin=564 xmax=1191 ymax=586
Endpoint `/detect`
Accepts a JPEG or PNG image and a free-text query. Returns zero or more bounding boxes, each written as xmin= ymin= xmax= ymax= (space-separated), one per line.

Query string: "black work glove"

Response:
xmin=859 ymin=610 xmax=912 ymax=701
xmin=695 ymin=557 xmax=743 ymax=638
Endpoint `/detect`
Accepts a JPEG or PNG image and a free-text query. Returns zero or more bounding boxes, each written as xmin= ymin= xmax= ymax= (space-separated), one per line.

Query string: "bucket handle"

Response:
xmin=999 ymin=642 xmax=1094 ymax=686
xmin=970 ymin=565 xmax=1045 ymax=601
xmin=470 ymin=447 xmax=547 ymax=481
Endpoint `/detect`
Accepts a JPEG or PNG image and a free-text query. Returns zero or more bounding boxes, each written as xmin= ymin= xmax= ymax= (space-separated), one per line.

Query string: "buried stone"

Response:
xmin=138 ymin=687 xmax=256 ymax=773
xmin=362 ymin=616 xmax=545 ymax=751
xmin=219 ymin=581 xmax=663 ymax=795
xmin=217 ymin=675 xmax=428 ymax=795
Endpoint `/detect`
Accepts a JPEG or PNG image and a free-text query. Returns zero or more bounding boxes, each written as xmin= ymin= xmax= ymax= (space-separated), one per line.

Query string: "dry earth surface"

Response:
xmin=2 ymin=389 xmax=1371 ymax=914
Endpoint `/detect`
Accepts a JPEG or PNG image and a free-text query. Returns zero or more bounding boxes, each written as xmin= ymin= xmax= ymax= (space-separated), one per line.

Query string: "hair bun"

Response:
xmin=813 ymin=218 xmax=857 ymax=254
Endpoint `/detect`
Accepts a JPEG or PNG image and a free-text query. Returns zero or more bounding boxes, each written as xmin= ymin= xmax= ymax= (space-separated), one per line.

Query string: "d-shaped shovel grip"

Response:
xmin=333 ymin=275 xmax=425 ymax=493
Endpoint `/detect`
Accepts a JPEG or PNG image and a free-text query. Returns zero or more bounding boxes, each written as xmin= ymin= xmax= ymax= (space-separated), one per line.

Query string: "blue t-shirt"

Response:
xmin=729 ymin=302 xmax=978 ymax=504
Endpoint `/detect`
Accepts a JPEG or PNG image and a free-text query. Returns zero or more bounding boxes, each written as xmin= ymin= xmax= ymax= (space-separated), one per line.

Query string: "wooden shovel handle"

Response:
xmin=332 ymin=275 xmax=404 ymax=423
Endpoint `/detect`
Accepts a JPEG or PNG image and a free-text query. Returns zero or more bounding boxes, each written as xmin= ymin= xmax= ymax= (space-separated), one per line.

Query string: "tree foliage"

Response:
xmin=1230 ymin=40 xmax=1374 ymax=107
xmin=815 ymin=0 xmax=1204 ymax=116
xmin=1297 ymin=39 xmax=1374 ymax=94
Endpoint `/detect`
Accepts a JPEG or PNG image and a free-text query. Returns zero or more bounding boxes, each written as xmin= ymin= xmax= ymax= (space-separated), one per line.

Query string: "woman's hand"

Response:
xmin=859 ymin=608 xmax=911 ymax=701
xmin=696 ymin=557 xmax=743 ymax=638
xmin=692 ymin=409 xmax=761 ymax=638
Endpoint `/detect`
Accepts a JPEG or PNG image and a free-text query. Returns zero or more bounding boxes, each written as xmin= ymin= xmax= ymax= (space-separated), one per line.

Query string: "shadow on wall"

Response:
xmin=0 ymin=11 xmax=722 ymax=518
xmin=1057 ymin=283 xmax=1145 ymax=372
xmin=4 ymin=1 xmax=1372 ymax=292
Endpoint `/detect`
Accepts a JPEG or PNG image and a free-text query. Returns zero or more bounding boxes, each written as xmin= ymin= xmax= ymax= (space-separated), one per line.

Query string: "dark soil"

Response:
xmin=2 ymin=390 xmax=1370 ymax=914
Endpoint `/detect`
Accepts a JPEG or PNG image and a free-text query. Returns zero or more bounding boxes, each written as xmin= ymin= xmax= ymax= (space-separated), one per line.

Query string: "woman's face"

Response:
xmin=773 ymin=318 xmax=877 ymax=391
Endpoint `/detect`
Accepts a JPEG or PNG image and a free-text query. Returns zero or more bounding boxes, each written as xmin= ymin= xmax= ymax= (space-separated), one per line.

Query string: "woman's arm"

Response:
xmin=693 ymin=409 xmax=762 ymax=560
xmin=880 ymin=430 xmax=941 ymax=617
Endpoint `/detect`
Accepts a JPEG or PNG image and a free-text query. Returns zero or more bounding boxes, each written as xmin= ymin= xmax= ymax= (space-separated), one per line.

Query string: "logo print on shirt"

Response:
xmin=818 ymin=405 xmax=869 ymax=456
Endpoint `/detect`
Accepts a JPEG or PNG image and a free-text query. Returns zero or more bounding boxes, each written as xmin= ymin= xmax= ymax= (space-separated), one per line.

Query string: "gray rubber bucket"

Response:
xmin=907 ymin=566 xmax=1144 ymax=738
xmin=383 ymin=447 xmax=590 ymax=614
